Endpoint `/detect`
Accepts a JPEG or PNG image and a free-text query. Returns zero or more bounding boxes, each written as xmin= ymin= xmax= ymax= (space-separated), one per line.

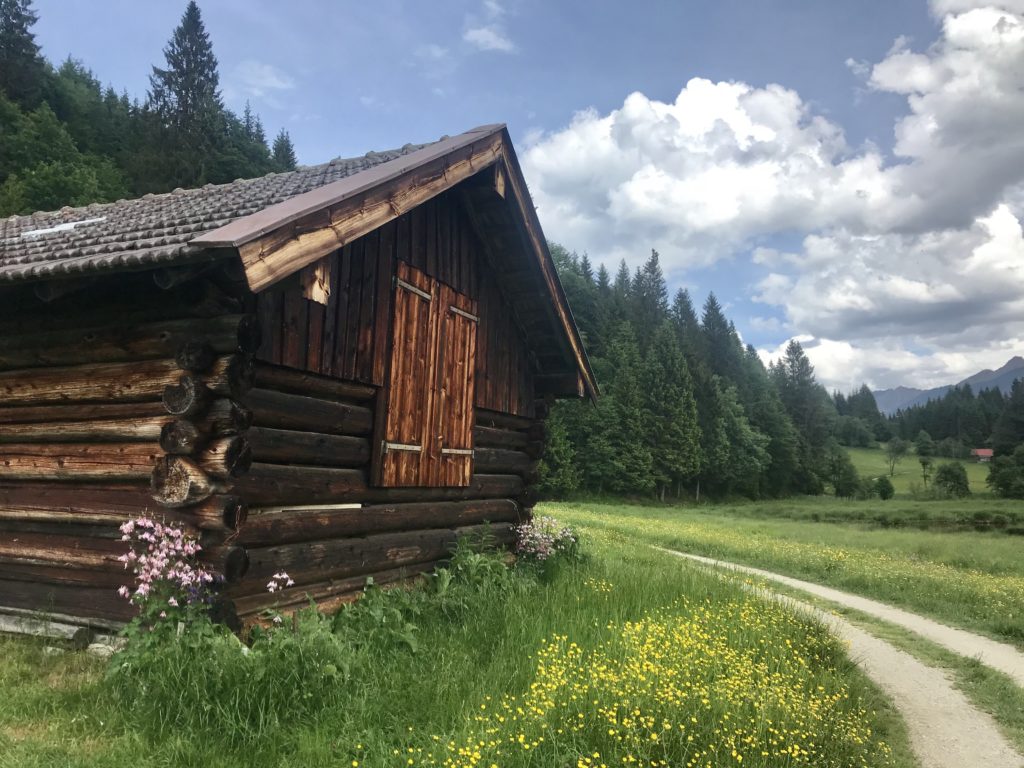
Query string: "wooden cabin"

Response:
xmin=0 ymin=124 xmax=596 ymax=634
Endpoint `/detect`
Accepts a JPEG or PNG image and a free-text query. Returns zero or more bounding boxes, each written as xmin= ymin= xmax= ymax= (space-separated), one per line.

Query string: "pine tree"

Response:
xmin=605 ymin=322 xmax=653 ymax=494
xmin=146 ymin=1 xmax=224 ymax=187
xmin=242 ymin=100 xmax=256 ymax=139
xmin=701 ymin=292 xmax=744 ymax=386
xmin=642 ymin=322 xmax=701 ymax=499
xmin=272 ymin=127 xmax=297 ymax=171
xmin=579 ymin=254 xmax=594 ymax=283
xmin=0 ymin=0 xmax=45 ymax=108
xmin=630 ymin=249 xmax=669 ymax=347
xmin=149 ymin=1 xmax=222 ymax=135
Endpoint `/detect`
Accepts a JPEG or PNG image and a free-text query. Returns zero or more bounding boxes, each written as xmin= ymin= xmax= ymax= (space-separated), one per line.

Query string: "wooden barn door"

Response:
xmin=376 ymin=263 xmax=478 ymax=487
xmin=433 ymin=284 xmax=478 ymax=486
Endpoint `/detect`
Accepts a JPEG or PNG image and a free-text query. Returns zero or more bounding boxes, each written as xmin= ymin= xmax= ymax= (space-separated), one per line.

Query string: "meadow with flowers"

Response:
xmin=554 ymin=501 xmax=1024 ymax=649
xmin=0 ymin=511 xmax=912 ymax=767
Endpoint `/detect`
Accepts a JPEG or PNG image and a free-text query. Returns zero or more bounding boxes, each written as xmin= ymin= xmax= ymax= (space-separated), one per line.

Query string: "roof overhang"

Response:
xmin=191 ymin=124 xmax=597 ymax=400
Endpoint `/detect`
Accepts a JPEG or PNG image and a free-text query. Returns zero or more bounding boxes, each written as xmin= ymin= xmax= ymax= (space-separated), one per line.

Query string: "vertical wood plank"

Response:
xmin=282 ymin=287 xmax=308 ymax=370
xmin=343 ymin=239 xmax=364 ymax=380
xmin=255 ymin=290 xmax=278 ymax=364
xmin=320 ymin=250 xmax=341 ymax=376
xmin=424 ymin=199 xmax=437 ymax=280
xmin=372 ymin=220 xmax=396 ymax=386
xmin=409 ymin=206 xmax=425 ymax=271
xmin=332 ymin=245 xmax=352 ymax=377
xmin=356 ymin=230 xmax=378 ymax=382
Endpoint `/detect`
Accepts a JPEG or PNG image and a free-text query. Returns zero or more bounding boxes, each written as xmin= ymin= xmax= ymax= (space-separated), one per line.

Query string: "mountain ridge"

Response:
xmin=873 ymin=356 xmax=1024 ymax=415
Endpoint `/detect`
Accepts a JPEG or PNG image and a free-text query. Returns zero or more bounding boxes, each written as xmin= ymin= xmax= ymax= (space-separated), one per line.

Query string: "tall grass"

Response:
xmin=0 ymin=531 xmax=906 ymax=767
xmin=555 ymin=501 xmax=1024 ymax=648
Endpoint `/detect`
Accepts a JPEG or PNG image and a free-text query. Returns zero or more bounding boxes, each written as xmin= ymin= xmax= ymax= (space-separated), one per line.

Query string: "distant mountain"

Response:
xmin=873 ymin=356 xmax=1024 ymax=416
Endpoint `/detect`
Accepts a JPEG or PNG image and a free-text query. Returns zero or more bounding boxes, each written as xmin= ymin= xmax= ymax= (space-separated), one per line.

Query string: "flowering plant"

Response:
xmin=116 ymin=517 xmax=216 ymax=627
xmin=513 ymin=515 xmax=580 ymax=563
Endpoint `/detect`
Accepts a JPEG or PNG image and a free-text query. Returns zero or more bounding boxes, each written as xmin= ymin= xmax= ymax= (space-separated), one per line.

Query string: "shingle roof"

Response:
xmin=0 ymin=143 xmax=428 ymax=283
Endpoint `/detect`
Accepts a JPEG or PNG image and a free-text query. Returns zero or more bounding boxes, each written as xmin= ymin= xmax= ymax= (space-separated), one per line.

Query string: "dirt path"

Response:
xmin=660 ymin=548 xmax=1024 ymax=768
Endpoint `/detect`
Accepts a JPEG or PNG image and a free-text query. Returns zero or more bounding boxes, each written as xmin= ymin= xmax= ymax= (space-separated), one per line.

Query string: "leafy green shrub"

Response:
xmin=933 ymin=462 xmax=971 ymax=498
xmin=874 ymin=476 xmax=895 ymax=500
xmin=987 ymin=445 xmax=1024 ymax=498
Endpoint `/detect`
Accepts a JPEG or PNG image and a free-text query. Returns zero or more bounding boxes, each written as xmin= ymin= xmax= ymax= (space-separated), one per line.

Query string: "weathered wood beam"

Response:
xmin=244 ymin=388 xmax=373 ymax=436
xmin=230 ymin=562 xmax=437 ymax=617
xmin=234 ymin=132 xmax=504 ymax=292
xmin=251 ymin=363 xmax=376 ymax=402
xmin=472 ymin=425 xmax=528 ymax=450
xmin=0 ymin=355 xmax=252 ymax=406
xmin=0 ymin=315 xmax=259 ymax=371
xmin=233 ymin=464 xmax=523 ymax=507
xmin=246 ymin=426 xmax=370 ymax=468
xmin=0 ymin=402 xmax=167 ymax=425
xmin=238 ymin=498 xmax=520 ymax=546
xmin=0 ymin=416 xmax=173 ymax=443
xmin=0 ymin=443 xmax=161 ymax=481
xmin=243 ymin=522 xmax=513 ymax=584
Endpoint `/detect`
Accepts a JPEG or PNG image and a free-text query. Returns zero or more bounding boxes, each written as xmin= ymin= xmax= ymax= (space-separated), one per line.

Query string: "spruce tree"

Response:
xmin=146 ymin=1 xmax=224 ymax=187
xmin=642 ymin=322 xmax=701 ymax=499
xmin=149 ymin=1 xmax=222 ymax=135
xmin=631 ymin=249 xmax=669 ymax=347
xmin=0 ymin=0 xmax=45 ymax=108
xmin=701 ymin=292 xmax=744 ymax=385
xmin=605 ymin=322 xmax=653 ymax=494
xmin=272 ymin=128 xmax=297 ymax=171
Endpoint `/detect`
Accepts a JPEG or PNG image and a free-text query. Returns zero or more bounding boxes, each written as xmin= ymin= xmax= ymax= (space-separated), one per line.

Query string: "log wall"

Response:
xmin=0 ymin=272 xmax=254 ymax=625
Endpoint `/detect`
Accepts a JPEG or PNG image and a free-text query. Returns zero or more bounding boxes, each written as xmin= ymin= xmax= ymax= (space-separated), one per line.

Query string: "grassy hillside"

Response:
xmin=846 ymin=445 xmax=990 ymax=495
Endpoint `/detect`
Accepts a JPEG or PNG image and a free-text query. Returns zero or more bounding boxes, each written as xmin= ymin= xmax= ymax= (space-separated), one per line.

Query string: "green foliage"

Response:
xmin=884 ymin=438 xmax=909 ymax=476
xmin=915 ymin=430 xmax=935 ymax=458
xmin=992 ymin=379 xmax=1024 ymax=456
xmin=544 ymin=245 xmax=848 ymax=500
xmin=108 ymin=543 xmax=525 ymax=747
xmin=272 ymin=128 xmax=297 ymax=171
xmin=0 ymin=0 xmax=294 ymax=215
xmin=932 ymin=461 xmax=971 ymax=498
xmin=0 ymin=0 xmax=44 ymax=108
xmin=987 ymin=445 xmax=1024 ymax=498
xmin=874 ymin=475 xmax=895 ymax=500
xmin=825 ymin=441 xmax=861 ymax=498
xmin=890 ymin=383 xmax=1004 ymax=449
xmin=834 ymin=415 xmax=875 ymax=447
xmin=642 ymin=322 xmax=700 ymax=498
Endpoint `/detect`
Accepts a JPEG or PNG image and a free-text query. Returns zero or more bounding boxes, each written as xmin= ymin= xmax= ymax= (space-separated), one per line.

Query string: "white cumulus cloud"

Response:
xmin=522 ymin=0 xmax=1024 ymax=389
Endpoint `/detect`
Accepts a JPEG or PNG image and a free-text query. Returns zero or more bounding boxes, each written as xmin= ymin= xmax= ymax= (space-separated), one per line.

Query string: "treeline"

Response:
xmin=541 ymin=247 xmax=880 ymax=500
xmin=0 ymin=0 xmax=298 ymax=216
xmin=888 ymin=384 xmax=1017 ymax=454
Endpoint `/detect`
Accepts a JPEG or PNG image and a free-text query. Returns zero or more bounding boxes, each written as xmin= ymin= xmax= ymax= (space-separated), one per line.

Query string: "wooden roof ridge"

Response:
xmin=192 ymin=125 xmax=505 ymax=250
xmin=193 ymin=123 xmax=598 ymax=400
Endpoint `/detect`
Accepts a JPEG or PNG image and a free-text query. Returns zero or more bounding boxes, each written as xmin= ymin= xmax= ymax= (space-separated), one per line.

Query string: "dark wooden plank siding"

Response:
xmin=253 ymin=189 xmax=534 ymax=416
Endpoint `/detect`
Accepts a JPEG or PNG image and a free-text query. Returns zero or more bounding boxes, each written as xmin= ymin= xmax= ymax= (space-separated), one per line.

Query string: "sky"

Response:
xmin=32 ymin=0 xmax=1024 ymax=392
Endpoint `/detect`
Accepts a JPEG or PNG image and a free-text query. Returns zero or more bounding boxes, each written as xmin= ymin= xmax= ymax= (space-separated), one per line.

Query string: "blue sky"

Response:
xmin=32 ymin=0 xmax=1024 ymax=390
